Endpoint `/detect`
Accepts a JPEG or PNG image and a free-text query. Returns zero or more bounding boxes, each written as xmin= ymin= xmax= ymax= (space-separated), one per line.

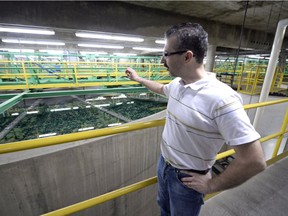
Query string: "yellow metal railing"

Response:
xmin=0 ymin=60 xmax=171 ymax=90
xmin=40 ymin=99 xmax=288 ymax=216
xmin=215 ymin=64 xmax=287 ymax=95
xmin=1 ymin=98 xmax=287 ymax=215
xmin=1 ymin=99 xmax=287 ymax=154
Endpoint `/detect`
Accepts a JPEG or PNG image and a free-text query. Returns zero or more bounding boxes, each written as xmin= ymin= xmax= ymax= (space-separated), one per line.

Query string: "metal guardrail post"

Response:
xmin=272 ymin=109 xmax=288 ymax=157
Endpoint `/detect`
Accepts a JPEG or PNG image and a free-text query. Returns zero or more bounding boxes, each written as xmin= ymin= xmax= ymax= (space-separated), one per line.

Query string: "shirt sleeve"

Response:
xmin=163 ymin=84 xmax=170 ymax=97
xmin=214 ymin=95 xmax=261 ymax=146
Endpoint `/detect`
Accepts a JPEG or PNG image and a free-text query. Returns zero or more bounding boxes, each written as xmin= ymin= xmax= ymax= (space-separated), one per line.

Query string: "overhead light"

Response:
xmin=0 ymin=48 xmax=34 ymax=52
xmin=247 ymin=55 xmax=264 ymax=59
xmin=78 ymin=43 xmax=124 ymax=49
xmin=2 ymin=39 xmax=65 ymax=46
xmin=113 ymin=53 xmax=137 ymax=56
xmin=0 ymin=27 xmax=55 ymax=35
xmin=155 ymin=40 xmax=165 ymax=44
xmin=132 ymin=47 xmax=163 ymax=52
xmin=75 ymin=32 xmax=144 ymax=42
xmin=39 ymin=49 xmax=64 ymax=54
xmin=80 ymin=51 xmax=108 ymax=55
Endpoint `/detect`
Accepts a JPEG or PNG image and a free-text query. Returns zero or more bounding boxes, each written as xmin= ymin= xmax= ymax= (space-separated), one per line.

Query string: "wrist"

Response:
xmin=136 ymin=77 xmax=145 ymax=84
xmin=207 ymin=179 xmax=217 ymax=194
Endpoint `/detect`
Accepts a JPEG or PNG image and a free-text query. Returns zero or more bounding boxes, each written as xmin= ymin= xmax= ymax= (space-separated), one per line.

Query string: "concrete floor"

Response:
xmin=200 ymin=156 xmax=288 ymax=216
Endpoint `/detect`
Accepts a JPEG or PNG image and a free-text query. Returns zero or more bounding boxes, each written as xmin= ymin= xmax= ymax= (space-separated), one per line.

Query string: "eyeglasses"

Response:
xmin=163 ymin=50 xmax=188 ymax=57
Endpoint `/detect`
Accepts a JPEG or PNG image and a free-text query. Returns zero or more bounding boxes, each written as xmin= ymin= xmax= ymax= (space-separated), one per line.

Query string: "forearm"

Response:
xmin=208 ymin=158 xmax=265 ymax=193
xmin=136 ymin=77 xmax=164 ymax=95
xmin=208 ymin=141 xmax=266 ymax=193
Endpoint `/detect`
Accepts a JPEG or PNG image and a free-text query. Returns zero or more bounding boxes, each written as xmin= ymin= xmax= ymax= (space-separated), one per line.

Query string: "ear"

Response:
xmin=184 ymin=51 xmax=194 ymax=62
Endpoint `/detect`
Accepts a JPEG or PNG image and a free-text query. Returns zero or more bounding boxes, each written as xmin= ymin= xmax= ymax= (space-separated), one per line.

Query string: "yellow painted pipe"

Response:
xmin=41 ymin=143 xmax=288 ymax=216
xmin=260 ymin=131 xmax=283 ymax=142
xmin=244 ymin=98 xmax=288 ymax=109
xmin=41 ymin=176 xmax=158 ymax=216
xmin=214 ymin=131 xmax=288 ymax=161
xmin=216 ymin=149 xmax=235 ymax=160
xmin=272 ymin=109 xmax=288 ymax=157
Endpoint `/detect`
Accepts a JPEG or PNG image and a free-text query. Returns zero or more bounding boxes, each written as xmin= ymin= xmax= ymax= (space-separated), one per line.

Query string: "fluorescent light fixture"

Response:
xmin=80 ymin=51 xmax=108 ymax=55
xmin=78 ymin=43 xmax=123 ymax=49
xmin=15 ymin=55 xmax=28 ymax=58
xmin=86 ymin=96 xmax=106 ymax=101
xmin=108 ymin=123 xmax=122 ymax=127
xmin=0 ymin=27 xmax=55 ymax=35
xmin=75 ymin=32 xmax=144 ymax=42
xmin=39 ymin=133 xmax=57 ymax=138
xmin=50 ymin=107 xmax=71 ymax=112
xmin=94 ymin=104 xmax=110 ymax=107
xmin=39 ymin=49 xmax=64 ymax=54
xmin=247 ymin=55 xmax=264 ymax=59
xmin=0 ymin=48 xmax=34 ymax=52
xmin=2 ymin=39 xmax=65 ymax=46
xmin=133 ymin=47 xmax=163 ymax=52
xmin=42 ymin=56 xmax=62 ymax=59
xmin=113 ymin=53 xmax=137 ymax=56
xmin=111 ymin=94 xmax=127 ymax=99
xmin=78 ymin=127 xmax=94 ymax=132
xmin=155 ymin=39 xmax=165 ymax=44
xmin=27 ymin=111 xmax=39 ymax=114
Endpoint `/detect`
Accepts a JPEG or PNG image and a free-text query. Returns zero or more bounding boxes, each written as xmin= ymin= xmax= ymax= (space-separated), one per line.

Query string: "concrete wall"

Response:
xmin=0 ymin=115 xmax=164 ymax=215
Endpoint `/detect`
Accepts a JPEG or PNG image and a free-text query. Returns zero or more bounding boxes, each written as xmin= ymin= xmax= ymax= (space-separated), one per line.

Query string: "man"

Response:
xmin=125 ymin=23 xmax=266 ymax=216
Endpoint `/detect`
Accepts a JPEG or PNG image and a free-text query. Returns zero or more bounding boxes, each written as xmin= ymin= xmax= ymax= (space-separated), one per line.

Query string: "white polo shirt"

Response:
xmin=161 ymin=75 xmax=260 ymax=170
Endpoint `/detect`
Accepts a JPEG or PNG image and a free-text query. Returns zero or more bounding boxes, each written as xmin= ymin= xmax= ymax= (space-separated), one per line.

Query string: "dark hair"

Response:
xmin=165 ymin=23 xmax=208 ymax=64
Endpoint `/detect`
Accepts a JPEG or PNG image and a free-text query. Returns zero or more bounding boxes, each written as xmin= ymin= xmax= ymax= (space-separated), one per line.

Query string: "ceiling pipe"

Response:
xmin=253 ymin=18 xmax=288 ymax=130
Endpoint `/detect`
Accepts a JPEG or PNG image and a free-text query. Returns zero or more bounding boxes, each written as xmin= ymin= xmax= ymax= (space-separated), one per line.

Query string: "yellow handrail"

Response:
xmin=1 ymin=98 xmax=285 ymax=215
xmin=0 ymin=119 xmax=165 ymax=154
xmin=272 ymin=109 xmax=288 ymax=157
xmin=42 ymin=110 xmax=288 ymax=216
xmin=1 ymin=99 xmax=287 ymax=154
xmin=42 ymin=177 xmax=158 ymax=216
xmin=41 ymin=131 xmax=288 ymax=216
xmin=0 ymin=60 xmax=170 ymax=90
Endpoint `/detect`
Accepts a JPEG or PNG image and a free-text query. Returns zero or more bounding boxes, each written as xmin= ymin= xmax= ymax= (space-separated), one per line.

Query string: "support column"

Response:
xmin=278 ymin=52 xmax=287 ymax=72
xmin=253 ymin=18 xmax=288 ymax=130
xmin=205 ymin=44 xmax=217 ymax=72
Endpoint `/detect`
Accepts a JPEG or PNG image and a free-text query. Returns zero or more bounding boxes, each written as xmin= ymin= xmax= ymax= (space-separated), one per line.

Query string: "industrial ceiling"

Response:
xmin=0 ymin=1 xmax=287 ymax=56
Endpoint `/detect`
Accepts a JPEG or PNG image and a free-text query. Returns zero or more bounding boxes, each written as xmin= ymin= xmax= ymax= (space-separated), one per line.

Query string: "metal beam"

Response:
xmin=0 ymin=91 xmax=28 ymax=114
xmin=0 ymin=87 xmax=149 ymax=100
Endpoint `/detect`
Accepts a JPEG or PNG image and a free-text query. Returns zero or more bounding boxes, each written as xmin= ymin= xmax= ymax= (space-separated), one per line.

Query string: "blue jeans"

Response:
xmin=157 ymin=155 xmax=204 ymax=216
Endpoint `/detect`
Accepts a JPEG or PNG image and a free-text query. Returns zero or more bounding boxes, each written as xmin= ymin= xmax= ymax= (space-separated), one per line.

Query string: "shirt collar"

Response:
xmin=178 ymin=75 xmax=214 ymax=90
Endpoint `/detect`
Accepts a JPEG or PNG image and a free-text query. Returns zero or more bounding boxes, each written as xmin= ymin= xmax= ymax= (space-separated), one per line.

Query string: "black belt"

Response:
xmin=165 ymin=160 xmax=210 ymax=175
